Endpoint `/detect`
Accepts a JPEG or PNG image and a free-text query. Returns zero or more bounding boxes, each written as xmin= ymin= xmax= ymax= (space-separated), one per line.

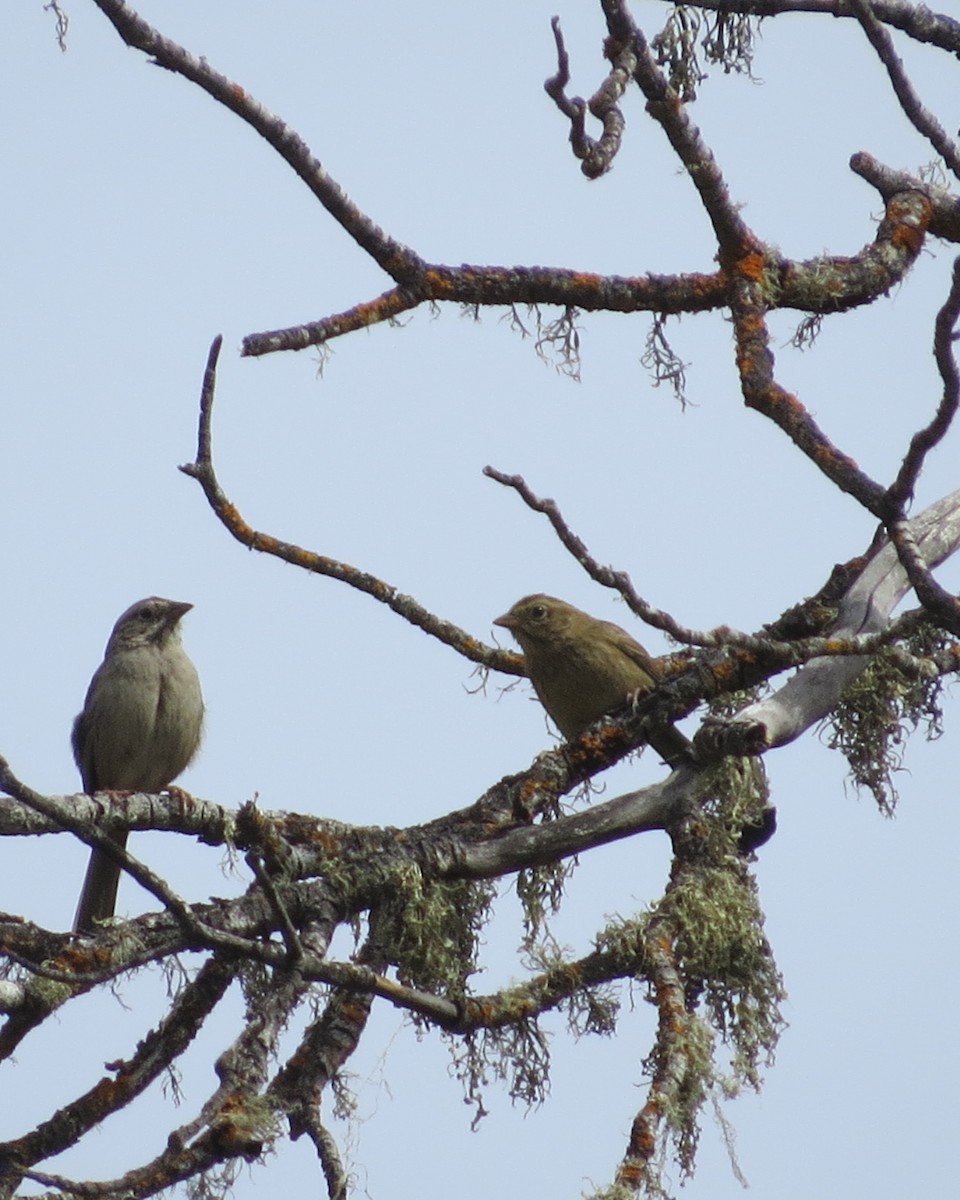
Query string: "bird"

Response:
xmin=71 ymin=597 xmax=204 ymax=933
xmin=493 ymin=593 xmax=692 ymax=767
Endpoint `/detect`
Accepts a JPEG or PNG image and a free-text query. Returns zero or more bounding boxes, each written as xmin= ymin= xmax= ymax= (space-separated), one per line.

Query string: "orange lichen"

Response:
xmin=818 ymin=637 xmax=857 ymax=655
xmin=219 ymin=501 xmax=244 ymax=528
xmin=423 ymin=269 xmax=455 ymax=296
xmin=635 ymin=1108 xmax=660 ymax=1154
xmin=353 ymin=298 xmax=390 ymax=325
xmin=340 ymin=994 xmax=372 ymax=1023
xmin=566 ymin=271 xmax=604 ymax=291
xmin=619 ymin=1160 xmax=648 ymax=1185
xmin=737 ymin=252 xmax=767 ymax=282
xmin=308 ymin=829 xmax=341 ymax=852
xmin=885 ymin=193 xmax=932 ymax=255
xmin=812 ymin=442 xmax=860 ymax=470
xmin=517 ymin=778 xmax=544 ymax=813
xmin=890 ymin=222 xmax=924 ymax=255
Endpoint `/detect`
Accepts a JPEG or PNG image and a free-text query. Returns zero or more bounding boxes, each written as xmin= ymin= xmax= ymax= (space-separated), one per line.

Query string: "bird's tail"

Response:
xmin=73 ymin=832 xmax=128 ymax=934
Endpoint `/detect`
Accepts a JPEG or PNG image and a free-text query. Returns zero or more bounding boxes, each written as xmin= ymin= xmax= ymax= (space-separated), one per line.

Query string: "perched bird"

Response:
xmin=72 ymin=597 xmax=204 ymax=933
xmin=494 ymin=593 xmax=692 ymax=767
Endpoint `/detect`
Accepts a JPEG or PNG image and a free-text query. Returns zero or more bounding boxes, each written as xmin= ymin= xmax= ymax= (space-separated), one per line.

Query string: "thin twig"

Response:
xmin=245 ymin=853 xmax=305 ymax=965
xmin=849 ymin=0 xmax=960 ymax=180
xmin=91 ymin=0 xmax=425 ymax=279
xmin=0 ymin=758 xmax=203 ymax=935
xmin=728 ymin=275 xmax=889 ymax=515
xmin=544 ymin=16 xmax=631 ymax=178
xmin=887 ymin=256 xmax=960 ymax=509
xmin=482 ymin=465 xmax=935 ymax=663
xmin=601 ymin=0 xmax=753 ymax=257
xmin=180 ymin=339 xmax=518 ymax=674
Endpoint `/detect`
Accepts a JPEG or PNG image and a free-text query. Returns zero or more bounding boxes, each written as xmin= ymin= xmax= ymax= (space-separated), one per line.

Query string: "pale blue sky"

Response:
xmin=4 ymin=3 xmax=959 ymax=1197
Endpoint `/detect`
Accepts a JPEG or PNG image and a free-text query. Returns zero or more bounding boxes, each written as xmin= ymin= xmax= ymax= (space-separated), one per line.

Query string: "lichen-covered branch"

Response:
xmin=650 ymin=0 xmax=960 ymax=58
xmin=0 ymin=957 xmax=237 ymax=1187
xmin=9 ymin=2 xmax=960 ymax=1197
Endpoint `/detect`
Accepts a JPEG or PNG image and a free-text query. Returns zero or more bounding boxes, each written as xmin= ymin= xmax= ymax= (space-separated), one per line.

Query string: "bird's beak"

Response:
xmin=167 ymin=601 xmax=194 ymax=624
xmin=493 ymin=612 xmax=516 ymax=631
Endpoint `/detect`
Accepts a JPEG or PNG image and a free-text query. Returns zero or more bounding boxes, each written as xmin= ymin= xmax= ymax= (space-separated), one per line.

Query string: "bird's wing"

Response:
xmin=601 ymin=620 xmax=662 ymax=683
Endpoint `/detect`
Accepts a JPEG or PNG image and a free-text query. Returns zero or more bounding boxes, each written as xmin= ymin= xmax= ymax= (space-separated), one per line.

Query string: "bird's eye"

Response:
xmin=530 ymin=604 xmax=548 ymax=620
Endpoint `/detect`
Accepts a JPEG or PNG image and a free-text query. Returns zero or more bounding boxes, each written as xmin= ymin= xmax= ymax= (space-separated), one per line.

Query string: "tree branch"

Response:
xmin=849 ymin=0 xmax=960 ymax=179
xmin=89 ymin=0 xmax=425 ymax=281
xmin=702 ymin=489 xmax=960 ymax=752
xmin=649 ymin=0 xmax=960 ymax=58
xmin=181 ymin=338 xmax=517 ymax=672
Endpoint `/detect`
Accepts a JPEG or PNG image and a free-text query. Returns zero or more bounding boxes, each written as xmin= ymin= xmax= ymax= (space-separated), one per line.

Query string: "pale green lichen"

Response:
xmin=700 ymin=754 xmax=773 ymax=857
xmin=516 ymin=858 xmax=574 ymax=942
xmin=447 ymin=1017 xmax=552 ymax=1128
xmin=827 ymin=626 xmax=947 ymax=813
xmin=652 ymin=6 xmax=760 ymax=102
xmin=661 ymin=863 xmax=785 ymax=1092
xmin=388 ymin=863 xmax=495 ymax=998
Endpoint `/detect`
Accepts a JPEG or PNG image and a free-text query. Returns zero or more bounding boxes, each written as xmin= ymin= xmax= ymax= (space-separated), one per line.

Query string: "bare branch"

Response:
xmin=42 ymin=1 xmax=68 ymax=50
xmin=887 ymin=256 xmax=960 ymax=507
xmin=458 ymin=769 xmax=690 ymax=879
xmin=544 ymin=16 xmax=631 ymax=178
xmin=181 ymin=339 xmax=518 ymax=673
xmin=602 ymin=0 xmax=754 ymax=258
xmin=849 ymin=0 xmax=960 ymax=179
xmin=90 ymin=0 xmax=425 ymax=280
xmin=242 ymin=286 xmax=420 ymax=357
xmin=729 ymin=268 xmax=890 ymax=516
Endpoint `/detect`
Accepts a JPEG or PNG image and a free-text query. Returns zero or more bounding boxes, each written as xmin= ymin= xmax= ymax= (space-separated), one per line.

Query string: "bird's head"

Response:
xmin=494 ymin=594 xmax=580 ymax=650
xmin=106 ymin=597 xmax=193 ymax=653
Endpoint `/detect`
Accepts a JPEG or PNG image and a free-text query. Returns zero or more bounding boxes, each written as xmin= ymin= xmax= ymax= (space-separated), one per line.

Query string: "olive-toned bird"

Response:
xmin=72 ymin=597 xmax=204 ymax=933
xmin=494 ymin=594 xmax=692 ymax=766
